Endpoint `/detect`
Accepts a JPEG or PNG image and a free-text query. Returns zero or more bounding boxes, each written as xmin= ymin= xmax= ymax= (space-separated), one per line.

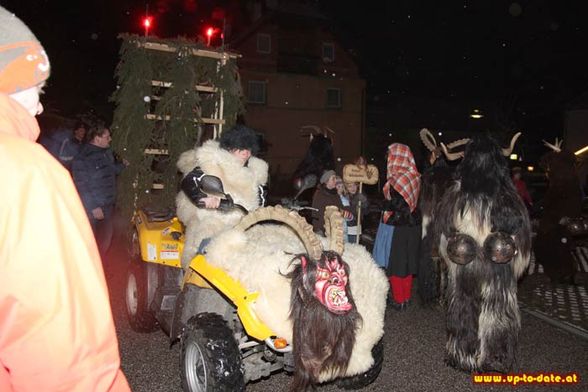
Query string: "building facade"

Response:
xmin=230 ymin=2 xmax=365 ymax=193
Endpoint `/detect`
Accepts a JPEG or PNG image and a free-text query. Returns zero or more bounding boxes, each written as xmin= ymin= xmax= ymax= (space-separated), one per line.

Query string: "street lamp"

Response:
xmin=470 ymin=109 xmax=483 ymax=119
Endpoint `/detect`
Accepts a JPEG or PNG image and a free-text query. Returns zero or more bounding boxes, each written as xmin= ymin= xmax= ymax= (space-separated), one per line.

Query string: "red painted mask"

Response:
xmin=303 ymin=254 xmax=352 ymax=314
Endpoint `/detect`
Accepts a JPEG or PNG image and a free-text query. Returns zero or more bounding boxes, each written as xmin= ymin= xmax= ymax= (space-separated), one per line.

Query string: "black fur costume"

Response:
xmin=418 ymin=157 xmax=455 ymax=304
xmin=534 ymin=146 xmax=583 ymax=284
xmin=292 ymin=134 xmax=335 ymax=201
xmin=434 ymin=134 xmax=531 ymax=373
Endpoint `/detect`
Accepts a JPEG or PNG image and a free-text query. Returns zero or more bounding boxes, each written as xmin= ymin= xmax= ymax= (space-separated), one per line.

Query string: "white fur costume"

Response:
xmin=176 ymin=140 xmax=268 ymax=267
xmin=176 ymin=141 xmax=387 ymax=381
xmin=204 ymin=225 xmax=388 ymax=380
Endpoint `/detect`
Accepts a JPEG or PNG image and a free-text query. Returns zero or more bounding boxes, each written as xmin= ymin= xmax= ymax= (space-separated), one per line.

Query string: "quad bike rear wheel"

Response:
xmin=125 ymin=260 xmax=158 ymax=332
xmin=180 ymin=312 xmax=244 ymax=392
xmin=336 ymin=339 xmax=384 ymax=390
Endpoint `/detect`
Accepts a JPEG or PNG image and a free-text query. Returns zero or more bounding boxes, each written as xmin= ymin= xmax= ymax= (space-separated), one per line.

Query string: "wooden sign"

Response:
xmin=343 ymin=164 xmax=379 ymax=185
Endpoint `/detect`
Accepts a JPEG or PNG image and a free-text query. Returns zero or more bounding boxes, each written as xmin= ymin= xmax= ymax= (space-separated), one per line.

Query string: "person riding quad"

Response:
xmin=176 ymin=124 xmax=269 ymax=268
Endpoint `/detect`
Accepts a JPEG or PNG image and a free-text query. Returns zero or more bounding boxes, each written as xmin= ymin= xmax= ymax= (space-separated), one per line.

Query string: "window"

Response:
xmin=326 ymin=88 xmax=341 ymax=108
xmin=247 ymin=81 xmax=266 ymax=104
xmin=322 ymin=42 xmax=335 ymax=63
xmin=257 ymin=33 xmax=271 ymax=54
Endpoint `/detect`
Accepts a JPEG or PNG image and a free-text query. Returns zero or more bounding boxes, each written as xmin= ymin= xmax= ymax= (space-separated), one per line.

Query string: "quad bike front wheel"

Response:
xmin=180 ymin=312 xmax=244 ymax=392
xmin=336 ymin=340 xmax=384 ymax=390
xmin=125 ymin=260 xmax=158 ymax=332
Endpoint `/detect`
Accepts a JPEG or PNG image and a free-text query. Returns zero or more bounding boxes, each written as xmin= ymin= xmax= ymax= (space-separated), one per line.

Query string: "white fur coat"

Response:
xmin=176 ymin=140 xmax=269 ymax=267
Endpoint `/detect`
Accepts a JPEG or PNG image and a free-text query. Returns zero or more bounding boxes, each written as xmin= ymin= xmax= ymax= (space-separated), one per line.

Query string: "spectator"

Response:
xmin=335 ymin=176 xmax=351 ymax=241
xmin=511 ymin=166 xmax=533 ymax=211
xmin=345 ymin=181 xmax=369 ymax=243
xmin=311 ymin=170 xmax=353 ymax=234
xmin=40 ymin=120 xmax=88 ymax=169
xmin=0 ymin=6 xmax=129 ymax=391
xmin=72 ymin=124 xmax=127 ymax=257
xmin=381 ymin=144 xmax=422 ymax=311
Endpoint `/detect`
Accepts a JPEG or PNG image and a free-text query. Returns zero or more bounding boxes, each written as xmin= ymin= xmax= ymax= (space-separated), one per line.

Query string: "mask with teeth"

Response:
xmin=302 ymin=252 xmax=352 ymax=314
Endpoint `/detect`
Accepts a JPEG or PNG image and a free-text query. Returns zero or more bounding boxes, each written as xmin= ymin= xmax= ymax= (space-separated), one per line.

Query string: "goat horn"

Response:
xmin=419 ymin=128 xmax=437 ymax=152
xmin=440 ymin=143 xmax=464 ymax=161
xmin=234 ymin=205 xmax=323 ymax=261
xmin=445 ymin=138 xmax=470 ymax=150
xmin=300 ymin=125 xmax=321 ymax=134
xmin=323 ymin=206 xmax=345 ymax=255
xmin=324 ymin=126 xmax=336 ymax=135
xmin=542 ymin=138 xmax=562 ymax=153
xmin=502 ymin=132 xmax=522 ymax=156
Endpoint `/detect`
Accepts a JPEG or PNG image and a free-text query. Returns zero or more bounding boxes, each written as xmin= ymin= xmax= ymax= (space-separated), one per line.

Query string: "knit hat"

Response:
xmin=0 ymin=6 xmax=50 ymax=94
xmin=320 ymin=170 xmax=336 ymax=184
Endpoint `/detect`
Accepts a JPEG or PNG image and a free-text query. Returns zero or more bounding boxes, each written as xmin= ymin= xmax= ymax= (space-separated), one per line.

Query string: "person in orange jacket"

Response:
xmin=0 ymin=6 xmax=130 ymax=391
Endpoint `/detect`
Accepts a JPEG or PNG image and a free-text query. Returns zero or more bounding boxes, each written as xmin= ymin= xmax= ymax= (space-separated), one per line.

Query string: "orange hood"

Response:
xmin=0 ymin=92 xmax=40 ymax=141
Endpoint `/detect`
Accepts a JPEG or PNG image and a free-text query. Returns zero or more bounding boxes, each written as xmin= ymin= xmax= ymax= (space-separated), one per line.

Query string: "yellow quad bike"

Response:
xmin=126 ymin=206 xmax=293 ymax=391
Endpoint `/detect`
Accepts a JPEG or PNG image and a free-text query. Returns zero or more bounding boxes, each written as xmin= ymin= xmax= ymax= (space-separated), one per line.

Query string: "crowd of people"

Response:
xmin=1 ymin=3 xmax=585 ymax=390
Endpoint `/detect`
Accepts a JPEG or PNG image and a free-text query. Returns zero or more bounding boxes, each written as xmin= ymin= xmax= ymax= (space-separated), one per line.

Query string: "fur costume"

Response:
xmin=434 ymin=134 xmax=531 ymax=373
xmin=176 ymin=140 xmax=268 ymax=267
xmin=534 ymin=140 xmax=583 ymax=284
xmin=417 ymin=129 xmax=469 ymax=305
xmin=203 ymin=223 xmax=388 ymax=384
xmin=418 ymin=157 xmax=454 ymax=304
xmin=292 ymin=133 xmax=335 ymax=200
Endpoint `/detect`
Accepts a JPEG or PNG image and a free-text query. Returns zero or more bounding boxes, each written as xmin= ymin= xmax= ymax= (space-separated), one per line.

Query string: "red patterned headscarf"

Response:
xmin=382 ymin=144 xmax=420 ymax=220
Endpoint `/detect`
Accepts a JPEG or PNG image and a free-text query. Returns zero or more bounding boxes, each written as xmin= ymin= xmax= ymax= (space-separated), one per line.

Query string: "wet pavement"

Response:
xmin=517 ymin=247 xmax=588 ymax=339
xmin=104 ymin=230 xmax=587 ymax=392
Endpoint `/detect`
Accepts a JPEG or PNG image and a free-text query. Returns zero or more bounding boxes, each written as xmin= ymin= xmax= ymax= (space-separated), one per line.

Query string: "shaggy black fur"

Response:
xmin=219 ymin=124 xmax=260 ymax=155
xmin=418 ymin=158 xmax=455 ymax=304
xmin=534 ymin=149 xmax=583 ymax=283
xmin=287 ymin=251 xmax=361 ymax=391
xmin=292 ymin=134 xmax=335 ymax=185
xmin=434 ymin=134 xmax=531 ymax=373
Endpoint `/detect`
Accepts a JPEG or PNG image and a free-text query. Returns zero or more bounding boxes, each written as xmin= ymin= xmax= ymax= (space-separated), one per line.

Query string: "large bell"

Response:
xmin=483 ymin=232 xmax=516 ymax=264
xmin=447 ymin=233 xmax=478 ymax=265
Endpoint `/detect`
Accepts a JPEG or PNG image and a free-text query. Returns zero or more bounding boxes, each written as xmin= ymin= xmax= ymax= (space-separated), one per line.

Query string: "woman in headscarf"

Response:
xmin=381 ymin=144 xmax=421 ymax=310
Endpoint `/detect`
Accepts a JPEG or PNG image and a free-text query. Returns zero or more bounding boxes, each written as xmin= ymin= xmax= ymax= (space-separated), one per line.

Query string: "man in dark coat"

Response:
xmin=72 ymin=124 xmax=126 ymax=256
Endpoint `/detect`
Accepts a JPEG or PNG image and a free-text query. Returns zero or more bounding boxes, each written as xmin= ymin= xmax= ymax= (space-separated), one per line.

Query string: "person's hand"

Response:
xmin=122 ymin=158 xmax=130 ymax=166
xmin=342 ymin=210 xmax=354 ymax=220
xmin=92 ymin=207 xmax=105 ymax=220
xmin=201 ymin=196 xmax=221 ymax=209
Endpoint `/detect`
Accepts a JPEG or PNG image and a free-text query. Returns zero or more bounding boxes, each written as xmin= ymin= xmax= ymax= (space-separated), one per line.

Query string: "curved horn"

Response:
xmin=502 ymin=132 xmax=522 ymax=156
xmin=440 ymin=143 xmax=464 ymax=161
xmin=323 ymin=206 xmax=345 ymax=255
xmin=419 ymin=128 xmax=437 ymax=152
xmin=556 ymin=138 xmax=563 ymax=150
xmin=234 ymin=205 xmax=323 ymax=261
xmin=445 ymin=138 xmax=470 ymax=150
xmin=300 ymin=125 xmax=321 ymax=135
xmin=323 ymin=126 xmax=336 ymax=136
xmin=543 ymin=137 xmax=563 ymax=153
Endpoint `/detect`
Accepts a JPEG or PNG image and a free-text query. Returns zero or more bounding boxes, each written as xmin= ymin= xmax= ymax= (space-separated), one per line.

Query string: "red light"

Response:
xmin=143 ymin=17 xmax=153 ymax=29
xmin=206 ymin=27 xmax=214 ymax=37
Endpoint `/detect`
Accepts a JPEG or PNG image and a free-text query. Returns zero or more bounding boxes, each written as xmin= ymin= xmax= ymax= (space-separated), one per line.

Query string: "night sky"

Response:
xmin=4 ymin=0 xmax=588 ymax=142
